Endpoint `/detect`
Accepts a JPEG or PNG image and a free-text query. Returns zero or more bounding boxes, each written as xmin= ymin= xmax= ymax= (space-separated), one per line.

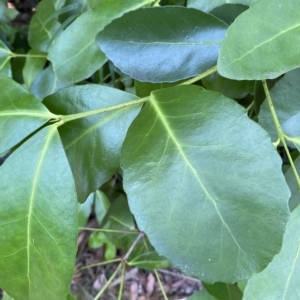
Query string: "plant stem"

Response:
xmin=11 ymin=53 xmax=47 ymax=58
xmin=58 ymin=66 xmax=218 ymax=124
xmin=180 ymin=65 xmax=217 ymax=85
xmin=124 ymin=232 xmax=145 ymax=260
xmin=117 ymin=263 xmax=126 ymax=300
xmin=93 ymin=262 xmax=122 ymax=300
xmin=81 ymin=258 xmax=121 ymax=270
xmin=262 ymin=80 xmax=300 ymax=189
xmin=79 ymin=227 xmax=139 ymax=234
xmin=154 ymin=269 xmax=169 ymax=300
xmin=61 ymin=97 xmax=148 ymax=124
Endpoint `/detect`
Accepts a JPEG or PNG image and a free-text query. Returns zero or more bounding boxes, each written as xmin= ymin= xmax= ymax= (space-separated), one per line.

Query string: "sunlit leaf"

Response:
xmin=97 ymin=7 xmax=227 ymax=83
xmin=0 ymin=125 xmax=78 ymax=300
xmin=121 ymin=85 xmax=290 ymax=283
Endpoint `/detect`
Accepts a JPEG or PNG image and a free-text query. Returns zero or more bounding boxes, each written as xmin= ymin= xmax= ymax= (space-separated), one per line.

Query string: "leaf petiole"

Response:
xmin=262 ymin=80 xmax=300 ymax=189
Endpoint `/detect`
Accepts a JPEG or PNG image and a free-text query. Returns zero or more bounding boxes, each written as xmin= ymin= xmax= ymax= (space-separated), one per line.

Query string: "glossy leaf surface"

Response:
xmin=243 ymin=205 xmax=300 ymax=299
xmin=48 ymin=0 xmax=151 ymax=83
xmin=0 ymin=76 xmax=54 ymax=154
xmin=0 ymin=126 xmax=78 ymax=300
xmin=97 ymin=7 xmax=227 ymax=83
xmin=43 ymin=85 xmax=141 ymax=203
xmin=0 ymin=40 xmax=12 ymax=76
xmin=259 ymin=69 xmax=300 ymax=146
xmin=121 ymin=85 xmax=290 ymax=283
xmin=218 ymin=0 xmax=300 ymax=80
xmin=187 ymin=0 xmax=256 ymax=12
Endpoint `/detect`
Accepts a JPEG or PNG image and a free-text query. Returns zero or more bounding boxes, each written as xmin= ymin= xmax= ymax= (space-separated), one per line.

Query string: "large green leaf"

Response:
xmin=96 ymin=7 xmax=227 ymax=83
xmin=0 ymin=125 xmax=78 ymax=300
xmin=48 ymin=0 xmax=152 ymax=83
xmin=258 ymin=69 xmax=300 ymax=146
xmin=28 ymin=0 xmax=64 ymax=52
xmin=121 ymin=85 xmax=290 ymax=283
xmin=187 ymin=0 xmax=256 ymax=12
xmin=218 ymin=0 xmax=300 ymax=80
xmin=243 ymin=205 xmax=300 ymax=299
xmin=0 ymin=40 xmax=12 ymax=76
xmin=43 ymin=85 xmax=141 ymax=203
xmin=0 ymin=76 xmax=55 ymax=154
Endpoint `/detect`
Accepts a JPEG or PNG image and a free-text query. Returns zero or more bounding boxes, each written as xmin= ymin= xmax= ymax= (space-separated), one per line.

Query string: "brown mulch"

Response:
xmin=72 ymin=224 xmax=202 ymax=300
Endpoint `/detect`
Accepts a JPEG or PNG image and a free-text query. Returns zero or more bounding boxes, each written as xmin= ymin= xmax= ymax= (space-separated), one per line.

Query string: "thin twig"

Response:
xmin=154 ymin=269 xmax=169 ymax=300
xmin=124 ymin=232 xmax=145 ymax=261
xmin=79 ymin=227 xmax=139 ymax=234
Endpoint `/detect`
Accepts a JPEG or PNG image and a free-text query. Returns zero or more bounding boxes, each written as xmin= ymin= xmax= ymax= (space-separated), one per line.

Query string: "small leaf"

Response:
xmin=94 ymin=190 xmax=110 ymax=225
xmin=187 ymin=0 xmax=256 ymax=12
xmin=202 ymin=282 xmax=243 ymax=300
xmin=218 ymin=0 xmax=300 ymax=80
xmin=30 ymin=65 xmax=72 ymax=100
xmin=128 ymin=251 xmax=171 ymax=270
xmin=285 ymin=155 xmax=300 ymax=211
xmin=243 ymin=205 xmax=300 ymax=299
xmin=0 ymin=40 xmax=12 ymax=76
xmin=28 ymin=0 xmax=63 ymax=52
xmin=22 ymin=50 xmax=47 ymax=88
xmin=0 ymin=126 xmax=78 ymax=300
xmin=121 ymin=85 xmax=290 ymax=283
xmin=258 ymin=69 xmax=300 ymax=146
xmin=97 ymin=7 xmax=227 ymax=83
xmin=78 ymin=193 xmax=94 ymax=228
xmin=43 ymin=85 xmax=141 ymax=203
xmin=202 ymin=71 xmax=251 ymax=99
xmin=210 ymin=4 xmax=248 ymax=25
xmin=0 ymin=76 xmax=55 ymax=154
xmin=48 ymin=0 xmax=151 ymax=83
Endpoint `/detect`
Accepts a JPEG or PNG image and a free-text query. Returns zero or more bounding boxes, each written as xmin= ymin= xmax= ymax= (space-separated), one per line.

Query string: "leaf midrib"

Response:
xmin=149 ymin=96 xmax=244 ymax=252
xmin=26 ymin=127 xmax=55 ymax=293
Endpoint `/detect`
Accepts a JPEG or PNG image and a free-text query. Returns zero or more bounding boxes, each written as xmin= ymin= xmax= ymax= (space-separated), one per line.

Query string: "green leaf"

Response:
xmin=187 ymin=0 xmax=256 ymax=12
xmin=0 ymin=39 xmax=12 ymax=76
xmin=2 ymin=292 xmax=15 ymax=300
xmin=22 ymin=50 xmax=47 ymax=88
xmin=28 ymin=0 xmax=63 ymax=52
xmin=88 ymin=232 xmax=116 ymax=260
xmin=96 ymin=7 xmax=227 ymax=83
xmin=48 ymin=0 xmax=151 ymax=83
xmin=30 ymin=65 xmax=72 ymax=100
xmin=258 ymin=69 xmax=300 ymax=146
xmin=210 ymin=4 xmax=248 ymax=25
xmin=94 ymin=190 xmax=110 ymax=225
xmin=0 ymin=76 xmax=55 ymax=154
xmin=218 ymin=0 xmax=300 ymax=80
xmin=188 ymin=290 xmax=217 ymax=300
xmin=128 ymin=251 xmax=171 ymax=270
xmin=43 ymin=85 xmax=141 ymax=203
xmin=0 ymin=125 xmax=78 ymax=300
xmin=100 ymin=194 xmax=135 ymax=231
xmin=78 ymin=193 xmax=94 ymax=228
xmin=243 ymin=205 xmax=300 ymax=300
xmin=285 ymin=155 xmax=300 ymax=211
xmin=202 ymin=282 xmax=243 ymax=300
xmin=121 ymin=85 xmax=290 ymax=283
xmin=202 ymin=71 xmax=251 ymax=99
